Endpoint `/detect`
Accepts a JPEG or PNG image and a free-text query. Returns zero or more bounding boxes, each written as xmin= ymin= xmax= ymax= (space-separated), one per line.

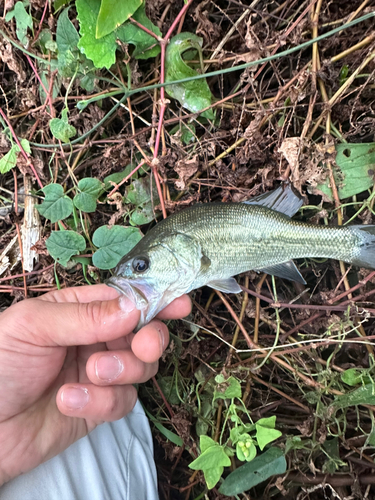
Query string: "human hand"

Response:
xmin=0 ymin=284 xmax=191 ymax=485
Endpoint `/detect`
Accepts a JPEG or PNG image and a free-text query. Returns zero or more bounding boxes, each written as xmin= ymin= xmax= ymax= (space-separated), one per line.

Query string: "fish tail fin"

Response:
xmin=350 ymin=225 xmax=375 ymax=269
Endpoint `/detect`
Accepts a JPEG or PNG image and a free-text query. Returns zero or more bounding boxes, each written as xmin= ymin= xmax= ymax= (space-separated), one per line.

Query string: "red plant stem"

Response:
xmin=129 ymin=17 xmax=161 ymax=41
xmin=152 ymin=376 xmax=175 ymax=418
xmin=0 ymin=108 xmax=43 ymax=189
xmin=32 ymin=0 xmax=49 ymax=44
xmin=26 ymin=54 xmax=53 ymax=116
xmin=164 ymin=0 xmax=194 ymax=41
xmin=125 ymin=0 xmax=195 ymax=220
xmin=0 ymin=264 xmax=55 ymax=282
xmin=108 ymin=160 xmax=146 ymax=197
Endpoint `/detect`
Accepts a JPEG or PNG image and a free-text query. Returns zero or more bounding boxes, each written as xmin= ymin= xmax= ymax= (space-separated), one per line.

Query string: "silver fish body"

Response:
xmin=107 ymin=186 xmax=375 ymax=330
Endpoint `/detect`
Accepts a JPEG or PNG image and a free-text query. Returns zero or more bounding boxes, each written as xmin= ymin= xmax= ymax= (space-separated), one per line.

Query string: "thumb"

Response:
xmin=9 ymin=292 xmax=140 ymax=347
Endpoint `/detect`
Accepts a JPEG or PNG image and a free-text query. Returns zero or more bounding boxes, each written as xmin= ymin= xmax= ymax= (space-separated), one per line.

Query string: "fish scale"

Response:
xmin=151 ymin=203 xmax=358 ymax=274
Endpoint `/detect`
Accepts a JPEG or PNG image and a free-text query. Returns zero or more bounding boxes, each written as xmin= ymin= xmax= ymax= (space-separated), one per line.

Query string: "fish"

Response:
xmin=106 ymin=184 xmax=375 ymax=330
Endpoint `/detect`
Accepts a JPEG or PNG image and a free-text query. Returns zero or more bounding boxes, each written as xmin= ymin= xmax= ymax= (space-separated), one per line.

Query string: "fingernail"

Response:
xmin=95 ymin=355 xmax=123 ymax=382
xmin=61 ymin=386 xmax=89 ymax=410
xmin=118 ymin=295 xmax=136 ymax=314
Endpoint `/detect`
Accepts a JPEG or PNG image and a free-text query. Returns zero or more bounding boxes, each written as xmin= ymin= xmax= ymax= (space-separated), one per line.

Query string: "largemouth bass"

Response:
xmin=106 ymin=184 xmax=375 ymax=330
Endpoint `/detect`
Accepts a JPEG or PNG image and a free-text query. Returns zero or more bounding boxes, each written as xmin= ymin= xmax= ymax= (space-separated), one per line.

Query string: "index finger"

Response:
xmin=37 ymin=284 xmax=120 ymax=304
xmin=38 ymin=284 xmax=192 ymax=320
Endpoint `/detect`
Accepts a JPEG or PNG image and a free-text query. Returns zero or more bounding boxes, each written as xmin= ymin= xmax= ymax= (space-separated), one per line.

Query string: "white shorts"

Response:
xmin=0 ymin=400 xmax=158 ymax=500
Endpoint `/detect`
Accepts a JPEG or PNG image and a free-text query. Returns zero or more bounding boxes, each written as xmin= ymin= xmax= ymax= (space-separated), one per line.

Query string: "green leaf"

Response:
xmin=219 ymin=447 xmax=287 ymax=496
xmin=144 ymin=408 xmax=183 ymax=446
xmin=341 ymin=368 xmax=371 ymax=386
xmin=56 ymin=8 xmax=80 ymax=53
xmin=104 ymin=164 xmax=138 ymax=190
xmin=150 ymin=419 xmax=183 ymax=446
xmin=125 ymin=178 xmax=153 ymax=206
xmin=92 ymin=225 xmax=142 ymax=269
xmin=256 ymin=416 xmax=277 ymax=429
xmin=0 ymin=139 xmax=30 ymax=174
xmin=125 ymin=178 xmax=159 ymax=225
xmin=49 ymin=109 xmax=77 ymax=142
xmin=332 ymin=383 xmax=375 ymax=410
xmin=77 ymin=0 xmax=157 ymax=68
xmin=203 ymin=466 xmax=224 ymax=490
xmin=38 ymin=29 xmax=56 ymax=54
xmin=214 ymin=376 xmax=242 ymax=401
xmin=77 ymin=0 xmax=117 ymax=69
xmin=189 ymin=443 xmax=231 ymax=471
xmin=189 ymin=437 xmax=226 ymax=487
xmin=315 ymin=143 xmax=375 ymax=201
xmin=368 ymin=431 xmax=375 ymax=447
xmin=71 ymin=255 xmax=91 ymax=265
xmin=339 ymin=64 xmax=349 ymax=86
xmin=130 ymin=205 xmax=154 ymax=225
xmin=96 ymin=0 xmax=142 ymax=39
xmin=254 ymin=417 xmax=282 ymax=451
xmin=255 ymin=425 xmax=282 ymax=451
xmin=54 ymin=0 xmax=71 ymax=10
xmin=46 ymin=230 xmax=86 ymax=267
xmin=117 ymin=3 xmax=161 ymax=59
xmin=73 ymin=177 xmax=104 ymax=213
xmin=170 ymin=123 xmax=196 ymax=145
xmin=56 ymin=7 xmax=81 ymax=77
xmin=165 ymin=33 xmax=215 ymax=120
xmin=37 ymin=183 xmax=73 ymax=223
xmin=285 ymin=436 xmax=307 ymax=454
xmin=5 ymin=2 xmax=33 ymax=46
xmin=157 ymin=376 xmax=181 ymax=405
xmin=200 ymin=435 xmax=218 ymax=453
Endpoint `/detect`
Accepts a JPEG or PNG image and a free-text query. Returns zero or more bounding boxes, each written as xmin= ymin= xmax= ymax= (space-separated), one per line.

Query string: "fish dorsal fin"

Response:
xmin=244 ymin=183 xmax=303 ymax=217
xmin=258 ymin=261 xmax=306 ymax=284
xmin=207 ymin=277 xmax=242 ymax=294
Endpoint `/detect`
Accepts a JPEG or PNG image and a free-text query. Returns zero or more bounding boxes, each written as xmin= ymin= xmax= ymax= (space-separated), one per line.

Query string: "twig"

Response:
xmin=0 ymin=108 xmax=43 ymax=189
xmin=12 ymin=170 xmax=27 ymax=298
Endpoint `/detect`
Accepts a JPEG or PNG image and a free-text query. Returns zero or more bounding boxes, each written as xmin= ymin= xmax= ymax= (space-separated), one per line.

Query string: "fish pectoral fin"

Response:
xmin=244 ymin=183 xmax=304 ymax=217
xmin=259 ymin=261 xmax=306 ymax=284
xmin=207 ymin=277 xmax=242 ymax=293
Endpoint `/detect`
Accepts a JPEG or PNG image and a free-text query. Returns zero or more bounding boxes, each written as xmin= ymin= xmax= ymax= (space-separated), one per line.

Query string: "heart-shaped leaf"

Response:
xmin=46 ymin=230 xmax=86 ymax=267
xmin=73 ymin=177 xmax=104 ymax=213
xmin=92 ymin=225 xmax=142 ymax=269
xmin=37 ymin=183 xmax=73 ymax=223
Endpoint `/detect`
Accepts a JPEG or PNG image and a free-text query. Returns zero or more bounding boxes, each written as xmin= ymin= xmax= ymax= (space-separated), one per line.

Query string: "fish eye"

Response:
xmin=132 ymin=257 xmax=149 ymax=273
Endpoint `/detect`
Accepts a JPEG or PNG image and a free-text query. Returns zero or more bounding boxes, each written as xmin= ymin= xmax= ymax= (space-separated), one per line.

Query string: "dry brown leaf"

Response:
xmin=243 ymin=16 xmax=261 ymax=64
xmin=0 ymin=42 xmax=26 ymax=81
xmin=278 ymin=137 xmax=302 ymax=191
xmin=174 ymin=155 xmax=200 ymax=190
xmin=193 ymin=0 xmax=222 ymax=43
xmin=30 ymin=238 xmax=48 ymax=256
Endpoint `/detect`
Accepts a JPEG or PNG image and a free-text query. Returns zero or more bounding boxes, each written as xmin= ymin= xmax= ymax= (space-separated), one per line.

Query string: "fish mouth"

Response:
xmin=106 ymin=276 xmax=148 ymax=308
xmin=105 ymin=276 xmax=160 ymax=331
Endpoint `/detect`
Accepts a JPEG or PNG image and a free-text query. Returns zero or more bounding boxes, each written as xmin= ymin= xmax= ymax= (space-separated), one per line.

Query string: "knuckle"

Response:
xmin=79 ymin=300 xmax=104 ymax=327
